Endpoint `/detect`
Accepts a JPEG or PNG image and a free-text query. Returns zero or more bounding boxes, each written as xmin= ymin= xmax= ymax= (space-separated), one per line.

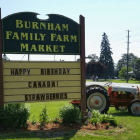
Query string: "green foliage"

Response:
xmin=101 ymin=114 xmax=118 ymax=126
xmin=51 ymin=117 xmax=60 ymax=123
xmin=0 ymin=103 xmax=30 ymax=130
xmin=134 ymin=57 xmax=140 ymax=80
xmin=99 ymin=32 xmax=114 ymax=79
xmin=89 ymin=110 xmax=101 ymax=125
xmin=27 ymin=101 xmax=70 ymax=122
xmin=1 ymin=103 xmax=140 ymax=139
xmin=87 ymin=54 xmax=99 ymax=62
xmin=88 ymin=110 xmax=118 ymax=126
xmin=118 ymin=66 xmax=133 ymax=79
xmin=116 ymin=53 xmax=138 ymax=78
xmin=31 ymin=115 xmax=36 ymax=125
xmin=101 ymin=114 xmax=112 ymax=123
xmin=117 ymin=53 xmax=138 ymax=75
xmin=39 ymin=107 xmax=49 ymax=126
xmin=86 ymin=61 xmax=106 ymax=78
xmin=106 ymin=123 xmax=110 ymax=129
xmin=2 ymin=54 xmax=10 ymax=60
xmin=59 ymin=104 xmax=81 ymax=124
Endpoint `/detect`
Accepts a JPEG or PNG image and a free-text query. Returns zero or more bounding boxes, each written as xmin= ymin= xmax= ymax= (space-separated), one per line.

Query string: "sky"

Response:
xmin=1 ymin=0 xmax=140 ymax=64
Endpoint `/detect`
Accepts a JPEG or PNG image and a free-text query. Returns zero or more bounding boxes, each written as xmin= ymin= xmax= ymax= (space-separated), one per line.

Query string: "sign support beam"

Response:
xmin=0 ymin=8 xmax=4 ymax=108
xmin=80 ymin=15 xmax=86 ymax=117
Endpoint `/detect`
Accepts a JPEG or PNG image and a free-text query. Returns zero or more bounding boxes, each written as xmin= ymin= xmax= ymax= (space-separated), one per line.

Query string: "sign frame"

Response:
xmin=0 ymin=8 xmax=4 ymax=108
xmin=0 ymin=8 xmax=86 ymax=117
xmin=80 ymin=15 xmax=86 ymax=116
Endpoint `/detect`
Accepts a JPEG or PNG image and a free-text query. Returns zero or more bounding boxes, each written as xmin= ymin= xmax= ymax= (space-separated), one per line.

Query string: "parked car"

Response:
xmin=114 ymin=77 xmax=118 ymax=79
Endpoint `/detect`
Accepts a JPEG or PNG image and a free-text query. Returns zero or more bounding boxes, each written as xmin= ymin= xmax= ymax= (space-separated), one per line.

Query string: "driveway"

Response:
xmin=86 ymin=81 xmax=140 ymax=88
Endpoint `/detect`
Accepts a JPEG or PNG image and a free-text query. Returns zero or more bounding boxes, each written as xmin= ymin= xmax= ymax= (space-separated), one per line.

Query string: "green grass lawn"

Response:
xmin=27 ymin=100 xmax=71 ymax=122
xmin=1 ymin=101 xmax=140 ymax=140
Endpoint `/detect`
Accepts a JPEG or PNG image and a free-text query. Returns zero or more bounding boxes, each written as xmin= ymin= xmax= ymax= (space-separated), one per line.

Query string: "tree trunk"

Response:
xmin=104 ymin=72 xmax=106 ymax=81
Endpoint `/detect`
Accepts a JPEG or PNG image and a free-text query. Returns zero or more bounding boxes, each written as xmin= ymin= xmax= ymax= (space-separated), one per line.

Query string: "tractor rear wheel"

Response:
xmin=128 ymin=100 xmax=140 ymax=115
xmin=86 ymin=89 xmax=110 ymax=113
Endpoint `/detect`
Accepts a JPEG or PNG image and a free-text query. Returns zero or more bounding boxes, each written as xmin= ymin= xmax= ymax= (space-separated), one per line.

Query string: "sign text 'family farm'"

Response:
xmin=2 ymin=13 xmax=80 ymax=54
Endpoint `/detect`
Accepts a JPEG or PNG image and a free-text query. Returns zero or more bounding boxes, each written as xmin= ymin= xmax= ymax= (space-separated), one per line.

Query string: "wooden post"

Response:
xmin=28 ymin=54 xmax=30 ymax=61
xmin=80 ymin=15 xmax=86 ymax=118
xmin=0 ymin=8 xmax=4 ymax=108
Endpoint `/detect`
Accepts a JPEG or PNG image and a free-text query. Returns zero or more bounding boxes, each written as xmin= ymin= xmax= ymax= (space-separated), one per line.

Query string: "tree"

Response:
xmin=118 ymin=67 xmax=133 ymax=79
xmin=134 ymin=58 xmax=140 ymax=81
xmin=117 ymin=53 xmax=138 ymax=70
xmin=87 ymin=54 xmax=99 ymax=62
xmin=2 ymin=54 xmax=10 ymax=61
xmin=115 ymin=60 xmax=123 ymax=78
xmin=115 ymin=53 xmax=138 ymax=78
xmin=86 ymin=61 xmax=106 ymax=78
xmin=99 ymin=33 xmax=114 ymax=80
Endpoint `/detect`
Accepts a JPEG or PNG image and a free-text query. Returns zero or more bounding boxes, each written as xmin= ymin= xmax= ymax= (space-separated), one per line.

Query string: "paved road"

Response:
xmin=86 ymin=81 xmax=140 ymax=88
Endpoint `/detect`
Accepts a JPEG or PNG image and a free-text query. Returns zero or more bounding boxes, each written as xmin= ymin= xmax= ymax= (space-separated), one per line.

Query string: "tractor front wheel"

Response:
xmin=128 ymin=100 xmax=140 ymax=115
xmin=86 ymin=89 xmax=110 ymax=113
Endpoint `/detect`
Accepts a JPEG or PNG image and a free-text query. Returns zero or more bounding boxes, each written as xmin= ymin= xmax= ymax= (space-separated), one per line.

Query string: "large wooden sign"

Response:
xmin=2 ymin=12 xmax=80 ymax=54
xmin=0 ymin=9 xmax=86 ymax=115
xmin=3 ymin=61 xmax=81 ymax=103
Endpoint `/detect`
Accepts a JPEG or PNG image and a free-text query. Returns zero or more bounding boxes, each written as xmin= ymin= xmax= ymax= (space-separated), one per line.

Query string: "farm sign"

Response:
xmin=0 ymin=8 xmax=86 ymax=114
xmin=3 ymin=61 xmax=81 ymax=103
xmin=2 ymin=12 xmax=80 ymax=54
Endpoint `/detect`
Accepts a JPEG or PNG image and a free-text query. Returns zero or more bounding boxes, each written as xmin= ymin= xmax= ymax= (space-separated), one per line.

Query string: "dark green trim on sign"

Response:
xmin=2 ymin=12 xmax=80 ymax=55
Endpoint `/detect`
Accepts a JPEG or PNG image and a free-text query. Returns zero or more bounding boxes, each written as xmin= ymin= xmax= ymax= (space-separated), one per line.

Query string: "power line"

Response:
xmin=129 ymin=28 xmax=140 ymax=32
xmin=86 ymin=41 xmax=101 ymax=46
xmin=110 ymin=37 xmax=126 ymax=43
xmin=130 ymin=46 xmax=140 ymax=49
xmin=131 ymin=35 xmax=140 ymax=38
xmin=129 ymin=26 xmax=140 ymax=30
xmin=86 ymin=31 xmax=127 ymax=46
xmin=86 ymin=27 xmax=140 ymax=50
xmin=87 ymin=36 xmax=126 ymax=47
xmin=111 ymin=42 xmax=126 ymax=47
xmin=108 ymin=31 xmax=126 ymax=38
xmin=130 ymin=40 xmax=140 ymax=42
xmin=130 ymin=33 xmax=140 ymax=36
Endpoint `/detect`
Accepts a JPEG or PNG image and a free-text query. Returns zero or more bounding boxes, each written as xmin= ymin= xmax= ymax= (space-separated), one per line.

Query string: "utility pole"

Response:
xmin=126 ymin=30 xmax=130 ymax=83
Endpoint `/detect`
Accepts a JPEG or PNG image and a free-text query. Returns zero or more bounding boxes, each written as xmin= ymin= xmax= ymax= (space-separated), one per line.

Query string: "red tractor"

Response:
xmin=70 ymin=84 xmax=140 ymax=115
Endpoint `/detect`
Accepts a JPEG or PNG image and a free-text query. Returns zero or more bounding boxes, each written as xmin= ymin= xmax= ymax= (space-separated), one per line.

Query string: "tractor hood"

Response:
xmin=112 ymin=86 xmax=138 ymax=94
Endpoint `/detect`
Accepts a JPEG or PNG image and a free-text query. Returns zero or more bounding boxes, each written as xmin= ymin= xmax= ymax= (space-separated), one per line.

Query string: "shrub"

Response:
xmin=106 ymin=123 xmax=110 ymax=129
xmin=101 ymin=114 xmax=111 ymax=123
xmin=59 ymin=104 xmax=81 ymax=124
xmin=101 ymin=114 xmax=118 ymax=126
xmin=39 ymin=107 xmax=49 ymax=126
xmin=88 ymin=109 xmax=118 ymax=126
xmin=0 ymin=103 xmax=30 ymax=130
xmin=88 ymin=110 xmax=101 ymax=125
xmin=31 ymin=115 xmax=36 ymax=125
xmin=51 ymin=117 xmax=60 ymax=123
